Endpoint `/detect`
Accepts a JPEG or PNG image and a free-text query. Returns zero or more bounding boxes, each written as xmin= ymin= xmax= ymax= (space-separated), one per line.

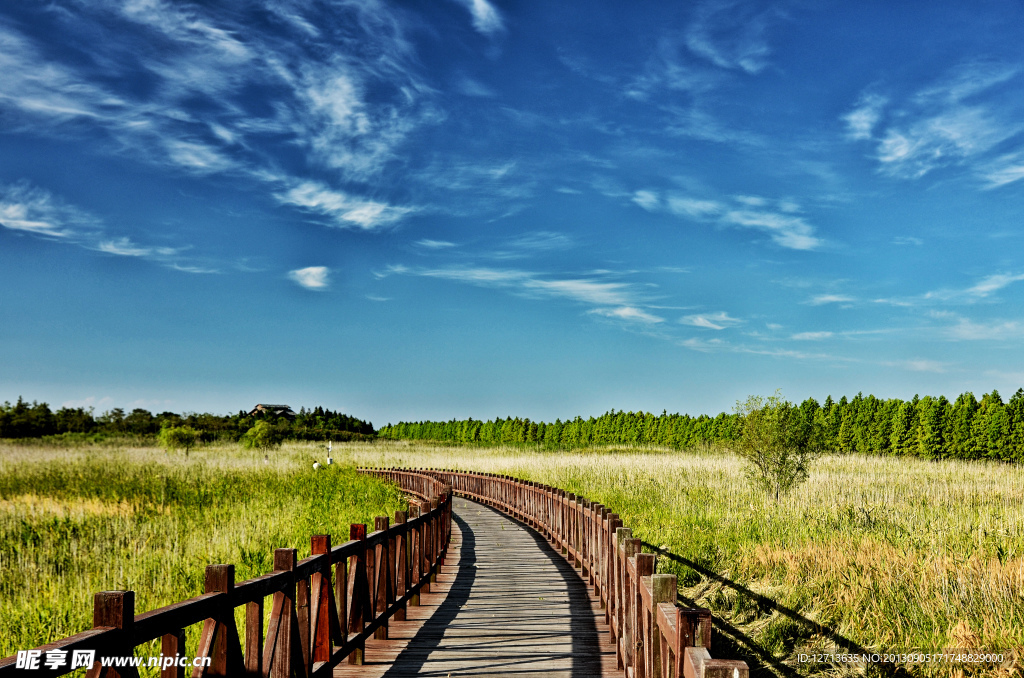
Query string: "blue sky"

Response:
xmin=3 ymin=0 xmax=1024 ymax=426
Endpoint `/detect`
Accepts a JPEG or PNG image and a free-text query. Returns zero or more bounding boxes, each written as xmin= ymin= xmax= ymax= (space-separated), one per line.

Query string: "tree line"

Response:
xmin=0 ymin=399 xmax=375 ymax=443
xmin=377 ymin=389 xmax=1024 ymax=462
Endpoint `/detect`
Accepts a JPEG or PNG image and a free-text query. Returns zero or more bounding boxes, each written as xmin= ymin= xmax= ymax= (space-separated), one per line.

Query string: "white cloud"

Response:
xmin=680 ymin=311 xmax=742 ymax=330
xmin=981 ymin=152 xmax=1024 ymax=188
xmin=966 ymin=272 xmax=1024 ymax=297
xmin=507 ymin=231 xmax=573 ymax=250
xmin=590 ymin=306 xmax=664 ymax=324
xmin=684 ymin=1 xmax=777 ymax=74
xmin=722 ymin=209 xmax=821 ymax=250
xmin=0 ymin=182 xmax=93 ymax=238
xmin=808 ymin=294 xmax=855 ymax=305
xmin=0 ymin=181 xmax=208 ymax=271
xmin=0 ymin=3 xmax=437 ymax=226
xmin=632 ymin=190 xmax=660 ymax=211
xmin=97 ymin=237 xmax=155 ymax=257
xmin=416 ymin=239 xmax=457 ymax=249
xmin=275 ymin=181 xmax=413 ymax=229
xmin=451 ymin=0 xmax=504 ymax=35
xmin=666 ymin=196 xmax=722 ymax=218
xmin=945 ymin=317 xmax=1024 ymax=341
xmin=900 ymin=359 xmax=947 ymax=373
xmin=845 ymin=63 xmax=1024 ymax=182
xmin=386 ymin=264 xmax=654 ymax=314
xmin=791 ymin=331 xmax=833 ymax=340
xmin=288 ymin=266 xmax=330 ymax=290
xmin=843 ymin=94 xmax=887 ymax=140
xmin=733 ymin=195 xmax=768 ymax=207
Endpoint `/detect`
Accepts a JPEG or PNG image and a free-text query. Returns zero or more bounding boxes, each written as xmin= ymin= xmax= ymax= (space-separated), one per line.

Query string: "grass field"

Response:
xmin=3 ymin=439 xmax=1021 ymax=676
xmin=345 ymin=441 xmax=1024 ymax=676
xmin=0 ymin=441 xmax=407 ymax=666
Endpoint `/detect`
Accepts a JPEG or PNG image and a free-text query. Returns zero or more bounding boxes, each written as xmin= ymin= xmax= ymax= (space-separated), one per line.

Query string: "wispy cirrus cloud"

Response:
xmin=843 ymin=93 xmax=887 ymax=141
xmin=451 ymin=0 xmax=504 ymax=35
xmin=0 ymin=182 xmax=96 ymax=238
xmin=943 ymin=315 xmax=1024 ymax=341
xmin=288 ymin=266 xmax=330 ymax=290
xmin=590 ymin=306 xmax=664 ymax=324
xmin=274 ymin=181 xmax=414 ymax=230
xmin=965 ymin=272 xmax=1024 ymax=297
xmin=379 ymin=264 xmax=661 ymax=323
xmin=0 ymin=1 xmax=435 ymax=230
xmin=680 ymin=311 xmax=742 ymax=330
xmin=0 ymin=180 xmax=207 ymax=271
xmin=844 ymin=61 xmax=1024 ymax=184
xmin=638 ymin=189 xmax=823 ymax=250
xmin=791 ymin=331 xmax=833 ymax=340
xmin=808 ymin=294 xmax=855 ymax=305
xmin=415 ymin=239 xmax=458 ymax=249
xmin=684 ymin=1 xmax=783 ymax=75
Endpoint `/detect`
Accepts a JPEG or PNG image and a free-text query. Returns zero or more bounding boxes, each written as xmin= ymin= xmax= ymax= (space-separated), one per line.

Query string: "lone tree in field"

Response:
xmin=158 ymin=425 xmax=200 ymax=457
xmin=735 ymin=391 xmax=816 ymax=501
xmin=241 ymin=420 xmax=284 ymax=461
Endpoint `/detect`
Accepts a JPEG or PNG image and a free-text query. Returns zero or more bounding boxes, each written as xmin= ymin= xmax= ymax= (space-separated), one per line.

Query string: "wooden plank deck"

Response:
xmin=334 ymin=497 xmax=620 ymax=677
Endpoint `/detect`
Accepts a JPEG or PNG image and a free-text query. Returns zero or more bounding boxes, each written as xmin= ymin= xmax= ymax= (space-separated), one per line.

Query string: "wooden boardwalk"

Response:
xmin=334 ymin=497 xmax=619 ymax=677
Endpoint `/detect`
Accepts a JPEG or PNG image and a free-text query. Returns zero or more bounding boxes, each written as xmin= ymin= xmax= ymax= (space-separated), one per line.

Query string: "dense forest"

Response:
xmin=0 ymin=400 xmax=375 ymax=442
xmin=378 ymin=389 xmax=1024 ymax=463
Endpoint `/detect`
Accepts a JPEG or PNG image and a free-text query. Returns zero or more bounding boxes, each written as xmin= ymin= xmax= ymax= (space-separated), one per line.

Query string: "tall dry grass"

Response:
xmin=348 ymin=441 xmax=1024 ymax=676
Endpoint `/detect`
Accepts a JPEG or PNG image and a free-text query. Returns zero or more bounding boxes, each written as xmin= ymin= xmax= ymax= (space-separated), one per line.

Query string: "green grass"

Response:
xmin=346 ymin=441 xmax=1024 ymax=677
xmin=0 ymin=441 xmax=407 ymax=666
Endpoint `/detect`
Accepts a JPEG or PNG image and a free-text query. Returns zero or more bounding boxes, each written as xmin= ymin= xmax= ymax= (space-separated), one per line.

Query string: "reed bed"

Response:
xmin=0 ymin=441 xmax=406 ymax=666
xmin=349 ymin=441 xmax=1024 ymax=676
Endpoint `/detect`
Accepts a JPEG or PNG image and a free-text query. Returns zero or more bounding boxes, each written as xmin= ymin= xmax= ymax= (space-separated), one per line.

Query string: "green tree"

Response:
xmin=241 ymin=420 xmax=285 ymax=460
xmin=734 ymin=392 xmax=817 ymax=501
xmin=158 ymin=425 xmax=200 ymax=456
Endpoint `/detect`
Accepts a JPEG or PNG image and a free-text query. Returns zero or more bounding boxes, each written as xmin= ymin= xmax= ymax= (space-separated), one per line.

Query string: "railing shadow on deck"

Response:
xmin=382 ymin=511 xmax=477 ymax=677
xmin=508 ymin=506 xmax=605 ymax=678
xmin=642 ymin=543 xmax=897 ymax=678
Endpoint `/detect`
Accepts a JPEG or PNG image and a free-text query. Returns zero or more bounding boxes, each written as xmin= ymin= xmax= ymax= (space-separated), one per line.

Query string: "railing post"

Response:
xmin=161 ymin=629 xmax=186 ymax=678
xmin=373 ymin=516 xmax=391 ymax=640
xmin=614 ymin=526 xmax=631 ymax=668
xmin=310 ymin=535 xmax=337 ymax=665
xmin=394 ymin=511 xmax=409 ymax=621
xmin=263 ymin=549 xmax=298 ymax=678
xmin=635 ymin=552 xmax=656 ymax=678
xmin=347 ymin=525 xmax=367 ymax=665
xmin=429 ymin=499 xmax=439 ymax=583
xmin=197 ymin=564 xmax=244 ymax=676
xmin=419 ymin=500 xmax=431 ymax=593
xmin=91 ymin=591 xmax=134 ymax=678
xmin=651 ymin=574 xmax=676 ymax=678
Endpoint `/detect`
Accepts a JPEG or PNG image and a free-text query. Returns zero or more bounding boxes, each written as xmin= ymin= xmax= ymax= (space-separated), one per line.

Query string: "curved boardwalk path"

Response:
xmin=334 ymin=497 xmax=618 ymax=677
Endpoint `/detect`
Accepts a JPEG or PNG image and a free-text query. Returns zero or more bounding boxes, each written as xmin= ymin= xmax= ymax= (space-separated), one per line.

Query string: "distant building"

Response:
xmin=248 ymin=404 xmax=297 ymax=419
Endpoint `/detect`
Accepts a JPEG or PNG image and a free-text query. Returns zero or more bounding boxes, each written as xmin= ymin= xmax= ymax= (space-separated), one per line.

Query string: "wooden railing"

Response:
xmin=0 ymin=472 xmax=451 ymax=678
xmin=379 ymin=468 xmax=750 ymax=678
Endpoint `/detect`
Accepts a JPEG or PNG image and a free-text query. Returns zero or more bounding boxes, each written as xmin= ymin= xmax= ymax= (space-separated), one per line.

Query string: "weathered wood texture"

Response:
xmin=0 ymin=475 xmax=453 ymax=678
xmin=364 ymin=469 xmax=749 ymax=678
xmin=334 ymin=497 xmax=619 ymax=677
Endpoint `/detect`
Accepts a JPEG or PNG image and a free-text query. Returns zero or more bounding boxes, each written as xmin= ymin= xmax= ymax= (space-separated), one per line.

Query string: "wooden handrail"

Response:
xmin=374 ymin=467 xmax=749 ymax=678
xmin=0 ymin=471 xmax=452 ymax=678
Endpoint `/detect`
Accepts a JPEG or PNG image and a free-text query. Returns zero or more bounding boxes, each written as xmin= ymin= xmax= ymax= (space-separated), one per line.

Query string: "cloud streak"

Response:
xmin=0 ymin=180 xmax=206 ymax=271
xmin=640 ymin=190 xmax=823 ymax=250
xmin=288 ymin=266 xmax=331 ymax=290
xmin=844 ymin=62 xmax=1024 ymax=184
xmin=680 ymin=311 xmax=743 ymax=330
xmin=381 ymin=264 xmax=663 ymax=323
